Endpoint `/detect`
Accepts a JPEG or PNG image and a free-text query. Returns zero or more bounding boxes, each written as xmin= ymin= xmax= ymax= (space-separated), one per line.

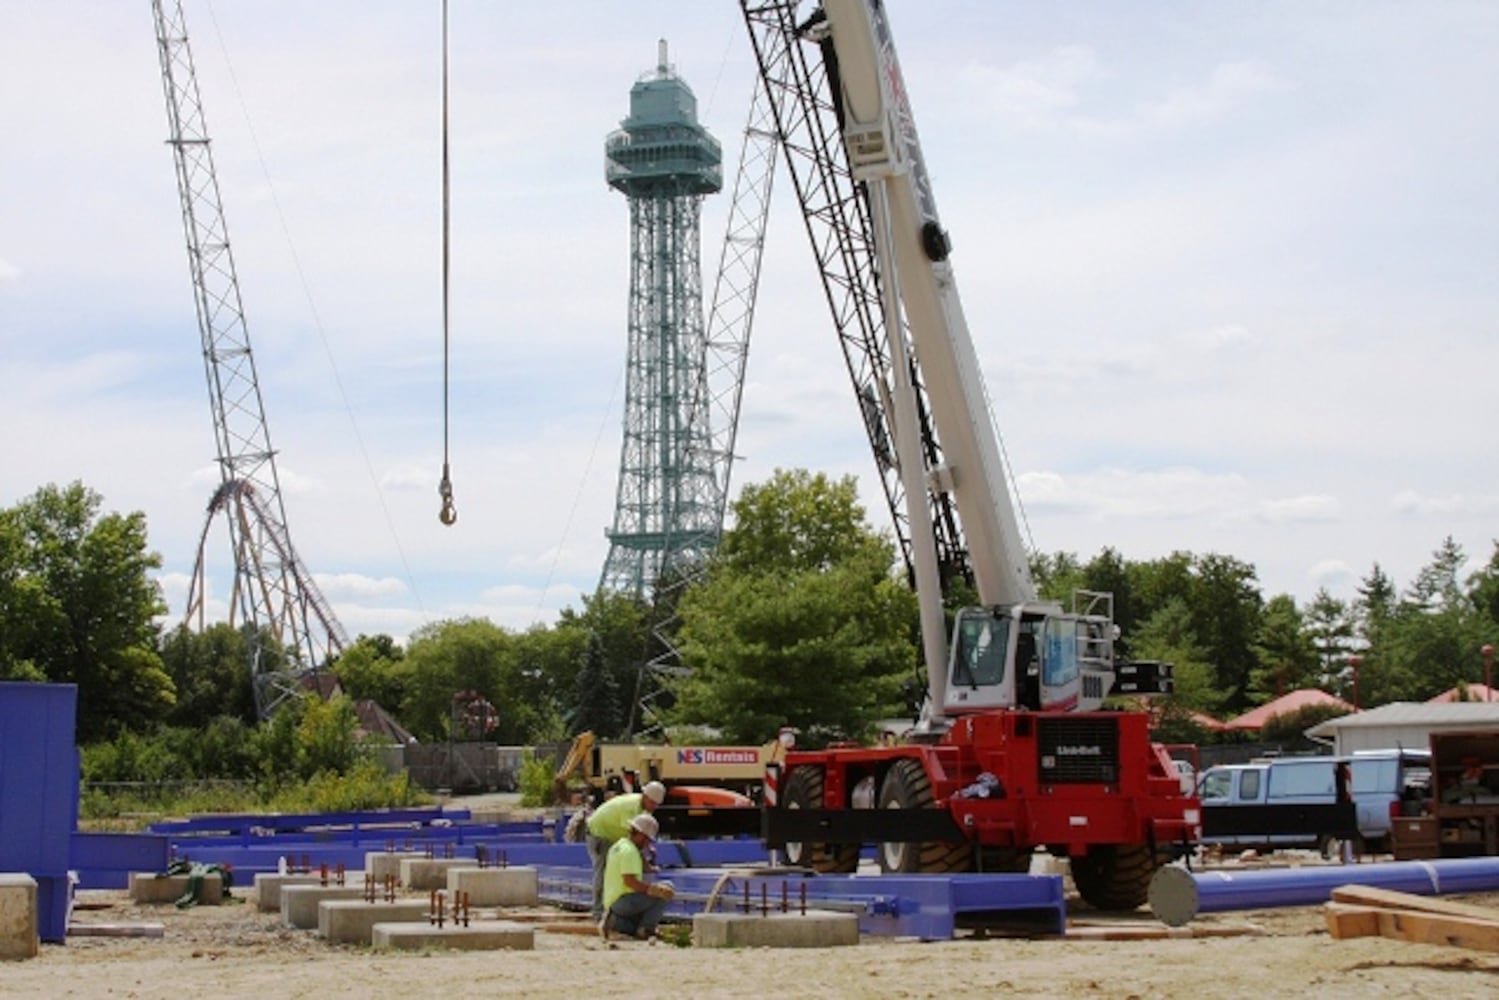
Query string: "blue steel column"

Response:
xmin=600 ymin=42 xmax=723 ymax=598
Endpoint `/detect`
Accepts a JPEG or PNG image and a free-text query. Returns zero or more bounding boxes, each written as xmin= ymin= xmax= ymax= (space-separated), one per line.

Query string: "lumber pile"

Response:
xmin=1324 ymin=885 xmax=1499 ymax=954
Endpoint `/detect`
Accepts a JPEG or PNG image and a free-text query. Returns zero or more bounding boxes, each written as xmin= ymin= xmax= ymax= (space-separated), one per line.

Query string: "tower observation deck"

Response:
xmin=600 ymin=41 xmax=724 ymax=598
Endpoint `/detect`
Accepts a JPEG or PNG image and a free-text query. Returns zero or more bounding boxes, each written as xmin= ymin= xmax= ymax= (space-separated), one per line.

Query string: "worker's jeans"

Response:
xmin=608 ymin=891 xmax=669 ymax=939
xmin=586 ymin=834 xmax=610 ymax=919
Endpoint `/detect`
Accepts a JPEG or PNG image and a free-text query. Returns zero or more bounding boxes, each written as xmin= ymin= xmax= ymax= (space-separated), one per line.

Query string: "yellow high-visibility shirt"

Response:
xmin=586 ymin=792 xmax=645 ymax=842
xmin=603 ymin=836 xmax=644 ymax=912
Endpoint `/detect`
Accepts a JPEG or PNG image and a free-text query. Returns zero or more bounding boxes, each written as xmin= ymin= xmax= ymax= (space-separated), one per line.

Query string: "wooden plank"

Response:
xmin=1324 ymin=902 xmax=1382 ymax=940
xmin=536 ymin=922 xmax=603 ymax=936
xmin=1329 ymin=885 xmax=1499 ymax=924
xmin=1372 ymin=907 xmax=1499 ymax=954
xmin=1066 ymin=922 xmax=1264 ymax=941
xmin=68 ymin=923 xmax=166 ymax=938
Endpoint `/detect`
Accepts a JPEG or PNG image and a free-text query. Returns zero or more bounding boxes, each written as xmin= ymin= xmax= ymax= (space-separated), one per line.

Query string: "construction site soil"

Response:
xmin=6 ymin=882 xmax=1499 ymax=999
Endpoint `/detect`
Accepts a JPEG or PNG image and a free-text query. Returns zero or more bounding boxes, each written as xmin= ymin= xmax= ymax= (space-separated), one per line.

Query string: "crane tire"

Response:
xmin=877 ymin=757 xmax=972 ymax=874
xmin=1069 ymin=843 xmax=1160 ymax=911
xmin=781 ymin=766 xmax=859 ymax=873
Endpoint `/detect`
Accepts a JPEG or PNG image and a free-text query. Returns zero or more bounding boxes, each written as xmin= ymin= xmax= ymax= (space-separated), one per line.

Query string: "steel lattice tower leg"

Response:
xmin=600 ymin=43 xmax=725 ymax=602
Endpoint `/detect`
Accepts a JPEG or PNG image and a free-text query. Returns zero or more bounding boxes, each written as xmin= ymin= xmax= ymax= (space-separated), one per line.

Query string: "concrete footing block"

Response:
xmin=447 ymin=867 xmax=538 ymax=907
xmin=399 ymin=858 xmax=475 ymax=892
xmin=0 ymin=874 xmax=39 ymax=960
xmin=280 ymin=885 xmax=369 ymax=929
xmin=317 ymin=899 xmax=430 ymax=944
xmin=371 ymin=919 xmax=535 ymax=951
xmin=693 ymin=910 xmax=860 ymax=948
xmin=253 ymin=873 xmax=326 ymax=913
xmin=128 ymin=871 xmax=223 ymax=905
xmin=365 ymin=852 xmax=426 ymax=885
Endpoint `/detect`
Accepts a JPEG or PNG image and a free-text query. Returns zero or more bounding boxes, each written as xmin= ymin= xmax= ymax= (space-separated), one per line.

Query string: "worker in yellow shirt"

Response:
xmin=600 ymin=812 xmax=674 ymax=940
xmin=585 ymin=780 xmax=666 ymax=920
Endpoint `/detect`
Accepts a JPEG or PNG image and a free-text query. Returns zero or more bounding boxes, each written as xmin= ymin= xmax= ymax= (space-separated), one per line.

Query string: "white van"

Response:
xmin=1198 ymin=749 xmax=1430 ymax=854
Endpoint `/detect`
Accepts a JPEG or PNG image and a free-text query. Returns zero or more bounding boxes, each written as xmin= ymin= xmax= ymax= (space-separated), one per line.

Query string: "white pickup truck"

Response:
xmin=1197 ymin=749 xmax=1431 ymax=855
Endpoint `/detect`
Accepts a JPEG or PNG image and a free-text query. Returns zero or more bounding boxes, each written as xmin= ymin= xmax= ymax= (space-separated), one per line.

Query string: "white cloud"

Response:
xmin=1139 ymin=60 xmax=1284 ymax=129
xmin=1182 ymin=324 xmax=1253 ymax=351
xmin=314 ymin=573 xmax=407 ymax=599
xmin=1392 ymin=491 xmax=1499 ymax=517
xmin=380 ymin=464 xmax=434 ymax=491
xmin=961 ymin=45 xmax=1103 ymax=130
xmin=963 ymin=50 xmax=1282 ymax=137
xmin=1308 ymin=559 xmax=1356 ymax=592
xmin=1258 ymin=495 xmax=1340 ymax=524
xmin=0 ymin=258 xmax=19 ymax=283
xmin=1018 ymin=466 xmax=1250 ymax=521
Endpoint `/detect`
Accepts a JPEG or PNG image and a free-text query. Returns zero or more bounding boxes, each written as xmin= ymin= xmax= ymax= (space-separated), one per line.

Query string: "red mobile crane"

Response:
xmin=743 ymin=0 xmax=1198 ymax=909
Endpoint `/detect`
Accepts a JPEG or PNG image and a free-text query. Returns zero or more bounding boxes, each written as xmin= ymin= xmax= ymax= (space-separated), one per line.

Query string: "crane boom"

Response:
xmin=152 ymin=0 xmax=346 ymax=716
xmin=820 ymin=0 xmax=1035 ymax=611
xmin=746 ymin=2 xmax=1195 ymax=911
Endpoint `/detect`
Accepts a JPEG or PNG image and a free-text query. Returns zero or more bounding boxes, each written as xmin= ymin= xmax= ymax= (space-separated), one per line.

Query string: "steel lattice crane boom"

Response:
xmin=152 ymin=0 xmax=347 ymax=719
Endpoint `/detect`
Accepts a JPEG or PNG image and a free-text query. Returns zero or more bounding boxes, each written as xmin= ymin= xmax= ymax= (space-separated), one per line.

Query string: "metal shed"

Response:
xmin=1307 ymin=702 xmax=1499 ymax=755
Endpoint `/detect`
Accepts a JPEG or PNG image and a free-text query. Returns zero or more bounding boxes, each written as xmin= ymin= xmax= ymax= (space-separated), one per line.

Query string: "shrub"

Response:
xmin=518 ymin=749 xmax=555 ymax=807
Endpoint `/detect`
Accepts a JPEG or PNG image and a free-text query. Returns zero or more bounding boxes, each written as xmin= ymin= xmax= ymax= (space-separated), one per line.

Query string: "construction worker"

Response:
xmin=585 ymin=779 xmax=666 ymax=920
xmin=600 ymin=812 xmax=674 ymax=941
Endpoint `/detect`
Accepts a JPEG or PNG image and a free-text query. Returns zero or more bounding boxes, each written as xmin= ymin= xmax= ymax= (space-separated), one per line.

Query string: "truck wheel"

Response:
xmin=781 ymin=767 xmax=858 ymax=873
xmin=876 ymin=758 xmax=972 ymax=874
xmin=1069 ymin=843 xmax=1158 ymax=911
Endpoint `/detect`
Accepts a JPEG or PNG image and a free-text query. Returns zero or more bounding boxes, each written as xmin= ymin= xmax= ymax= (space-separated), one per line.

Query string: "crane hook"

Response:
xmin=438 ymin=463 xmax=457 ymax=526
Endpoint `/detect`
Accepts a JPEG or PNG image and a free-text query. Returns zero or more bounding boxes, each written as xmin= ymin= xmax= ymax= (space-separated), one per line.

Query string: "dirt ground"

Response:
xmin=5 ymin=878 xmax=1499 ymax=1000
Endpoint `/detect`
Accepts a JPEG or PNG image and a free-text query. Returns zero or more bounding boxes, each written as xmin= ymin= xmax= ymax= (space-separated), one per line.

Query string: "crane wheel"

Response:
xmin=1068 ymin=843 xmax=1162 ymax=911
xmin=781 ymin=767 xmax=859 ymax=873
xmin=876 ymin=758 xmax=972 ymax=874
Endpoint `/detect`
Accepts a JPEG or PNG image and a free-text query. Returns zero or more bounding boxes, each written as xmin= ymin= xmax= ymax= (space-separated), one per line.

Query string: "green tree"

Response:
xmin=1186 ymin=554 xmax=1264 ymax=711
xmin=674 ymin=470 xmax=917 ymax=744
xmin=0 ymin=482 xmax=173 ymax=739
xmin=1466 ymin=542 xmax=1499 ymax=628
xmin=158 ymin=623 xmax=258 ymax=727
xmin=1303 ymin=589 xmax=1355 ymax=691
xmin=333 ymin=633 xmax=412 ymax=712
xmin=1374 ymin=539 xmax=1488 ymax=701
xmin=572 ymin=628 xmax=621 ymax=737
xmin=554 ymin=590 xmax=650 ymax=738
xmin=1030 ymin=551 xmax=1085 ymax=604
xmin=1250 ymin=594 xmax=1319 ymax=699
xmin=1131 ymin=597 xmax=1222 ymax=716
xmin=400 ymin=618 xmax=510 ymax=741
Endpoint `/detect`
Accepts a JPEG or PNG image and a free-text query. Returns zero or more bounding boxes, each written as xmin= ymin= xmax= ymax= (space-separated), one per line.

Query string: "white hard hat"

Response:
xmin=630 ymin=813 xmax=659 ymax=840
xmin=642 ymin=781 xmax=667 ymax=805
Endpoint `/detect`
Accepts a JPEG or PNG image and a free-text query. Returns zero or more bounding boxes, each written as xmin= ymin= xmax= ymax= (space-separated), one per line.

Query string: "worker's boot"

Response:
xmin=598 ymin=913 xmax=612 ymax=941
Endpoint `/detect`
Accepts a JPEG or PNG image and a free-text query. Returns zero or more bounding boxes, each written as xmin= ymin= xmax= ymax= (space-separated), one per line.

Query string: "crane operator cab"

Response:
xmin=947 ymin=601 xmax=1159 ymax=715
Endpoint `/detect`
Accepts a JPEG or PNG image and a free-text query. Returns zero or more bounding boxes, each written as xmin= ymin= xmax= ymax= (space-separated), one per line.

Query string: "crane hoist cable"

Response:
xmin=437 ymin=0 xmax=458 ymax=526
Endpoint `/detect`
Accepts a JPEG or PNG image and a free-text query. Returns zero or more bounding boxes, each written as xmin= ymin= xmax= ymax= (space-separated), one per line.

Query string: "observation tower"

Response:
xmin=599 ymin=41 xmax=724 ymax=597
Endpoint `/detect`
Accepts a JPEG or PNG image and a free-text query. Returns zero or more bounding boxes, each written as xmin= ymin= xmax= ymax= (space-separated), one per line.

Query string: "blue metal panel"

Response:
xmin=71 ymin=832 xmax=171 ymax=890
xmin=148 ymin=806 xmax=472 ymax=845
xmin=35 ymin=874 xmax=72 ymax=944
xmin=0 ymin=682 xmax=79 ymax=876
xmin=536 ymin=864 xmax=1066 ymax=940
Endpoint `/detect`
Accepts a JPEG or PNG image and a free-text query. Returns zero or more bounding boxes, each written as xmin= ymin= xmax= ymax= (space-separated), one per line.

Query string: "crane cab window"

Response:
xmin=1041 ymin=618 xmax=1079 ymax=689
xmin=952 ymin=614 xmax=1009 ymax=689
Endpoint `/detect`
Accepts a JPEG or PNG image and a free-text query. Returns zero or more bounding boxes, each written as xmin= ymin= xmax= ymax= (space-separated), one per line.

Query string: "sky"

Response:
xmin=3 ymin=1 xmax=1496 ymax=648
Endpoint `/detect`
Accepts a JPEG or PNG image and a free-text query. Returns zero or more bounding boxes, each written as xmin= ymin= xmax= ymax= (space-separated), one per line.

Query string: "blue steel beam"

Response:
xmin=538 ymin=865 xmax=1065 ymax=940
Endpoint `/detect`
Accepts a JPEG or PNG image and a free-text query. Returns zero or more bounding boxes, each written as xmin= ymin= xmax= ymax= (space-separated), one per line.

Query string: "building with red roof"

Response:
xmin=1224 ymin=688 xmax=1354 ymax=732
